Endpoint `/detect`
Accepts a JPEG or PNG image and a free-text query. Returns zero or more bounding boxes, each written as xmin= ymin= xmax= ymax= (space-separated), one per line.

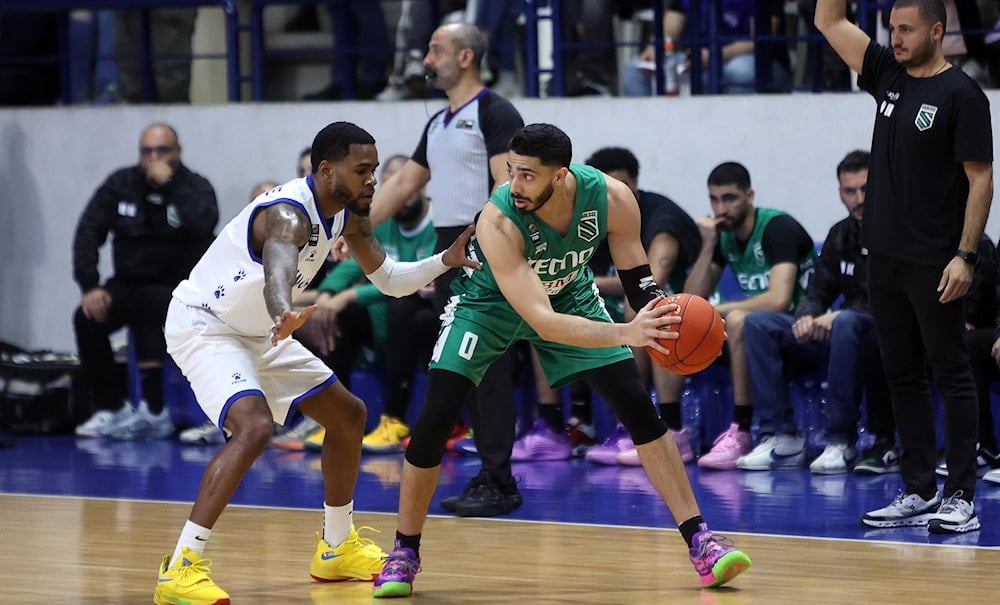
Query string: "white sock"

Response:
xmin=324 ymin=501 xmax=353 ymax=546
xmin=170 ymin=520 xmax=212 ymax=567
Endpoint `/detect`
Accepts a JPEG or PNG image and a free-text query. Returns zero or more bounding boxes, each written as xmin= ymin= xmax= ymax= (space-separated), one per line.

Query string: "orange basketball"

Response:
xmin=647 ymin=293 xmax=726 ymax=375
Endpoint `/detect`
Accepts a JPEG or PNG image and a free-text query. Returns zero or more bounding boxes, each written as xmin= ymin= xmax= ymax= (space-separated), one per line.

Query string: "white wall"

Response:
xmin=3 ymin=92 xmax=999 ymax=351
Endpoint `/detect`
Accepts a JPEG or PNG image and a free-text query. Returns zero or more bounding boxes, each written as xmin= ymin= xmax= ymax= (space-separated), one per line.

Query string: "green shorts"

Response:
xmin=430 ymin=284 xmax=633 ymax=388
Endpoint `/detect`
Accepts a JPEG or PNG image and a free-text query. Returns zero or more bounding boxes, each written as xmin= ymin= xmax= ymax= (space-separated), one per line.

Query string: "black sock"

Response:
xmin=658 ymin=402 xmax=682 ymax=430
xmin=678 ymin=516 xmax=706 ymax=548
xmin=734 ymin=406 xmax=753 ymax=433
xmin=539 ymin=404 xmax=564 ymax=432
xmin=139 ymin=367 xmax=164 ymax=414
xmin=569 ymin=399 xmax=592 ymax=425
xmin=395 ymin=531 xmax=420 ymax=557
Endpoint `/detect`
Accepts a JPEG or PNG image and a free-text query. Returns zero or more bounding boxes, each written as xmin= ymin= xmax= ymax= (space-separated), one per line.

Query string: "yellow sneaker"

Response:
xmin=154 ymin=547 xmax=231 ymax=605
xmin=302 ymin=425 xmax=326 ymax=452
xmin=362 ymin=415 xmax=410 ymax=454
xmin=310 ymin=526 xmax=387 ymax=582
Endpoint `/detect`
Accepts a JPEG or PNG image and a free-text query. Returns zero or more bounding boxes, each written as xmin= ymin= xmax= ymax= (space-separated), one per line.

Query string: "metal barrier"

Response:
xmin=0 ymin=0 xmax=241 ymax=102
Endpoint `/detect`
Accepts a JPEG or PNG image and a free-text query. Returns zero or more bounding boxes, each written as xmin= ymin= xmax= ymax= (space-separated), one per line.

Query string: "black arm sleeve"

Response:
xmin=619 ymin=264 xmax=664 ymax=312
xmin=760 ymin=214 xmax=814 ymax=267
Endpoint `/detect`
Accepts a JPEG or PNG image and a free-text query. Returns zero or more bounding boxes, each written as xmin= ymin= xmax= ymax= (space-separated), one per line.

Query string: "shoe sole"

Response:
xmin=455 ymin=496 xmax=523 ymax=517
xmin=310 ymin=571 xmax=379 ymax=582
xmin=928 ymin=516 xmax=981 ymax=534
xmin=373 ymin=581 xmax=413 ymax=598
xmin=861 ymin=512 xmax=936 ymax=528
xmin=703 ymin=551 xmax=752 ymax=588
xmin=854 ymin=466 xmax=899 ymax=475
xmin=154 ymin=589 xmax=230 ymax=605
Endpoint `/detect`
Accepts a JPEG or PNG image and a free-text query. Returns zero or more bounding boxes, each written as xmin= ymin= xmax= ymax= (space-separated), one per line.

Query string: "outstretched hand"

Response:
xmin=629 ymin=297 xmax=680 ymax=354
xmin=271 ymin=305 xmax=318 ymax=346
xmin=441 ymin=225 xmax=482 ymax=270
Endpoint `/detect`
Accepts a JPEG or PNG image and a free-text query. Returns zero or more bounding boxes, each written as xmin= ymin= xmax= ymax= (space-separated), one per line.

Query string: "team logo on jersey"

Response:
xmin=309 ymin=224 xmax=319 ymax=246
xmin=528 ymin=223 xmax=541 ymax=244
xmin=915 ymin=103 xmax=938 ymax=131
xmin=577 ymin=210 xmax=599 ymax=242
xmin=166 ymin=204 xmax=182 ymax=228
xmin=753 ymin=242 xmax=765 ymax=265
xmin=456 ymin=119 xmax=475 ymax=130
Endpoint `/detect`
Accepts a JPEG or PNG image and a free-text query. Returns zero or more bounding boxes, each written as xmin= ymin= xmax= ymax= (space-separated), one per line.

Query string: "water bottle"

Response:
xmin=680 ymin=377 xmax=702 ymax=455
xmin=663 ymin=37 xmax=680 ymax=96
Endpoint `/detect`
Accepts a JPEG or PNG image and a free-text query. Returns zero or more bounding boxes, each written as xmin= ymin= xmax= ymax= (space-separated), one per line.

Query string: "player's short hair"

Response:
xmin=509 ymin=123 xmax=572 ymax=168
xmin=310 ymin=122 xmax=376 ymax=173
xmin=893 ymin=0 xmax=947 ymax=30
xmin=585 ymin=147 xmax=640 ymax=181
xmin=837 ymin=150 xmax=871 ymax=178
xmin=708 ymin=161 xmax=751 ymax=191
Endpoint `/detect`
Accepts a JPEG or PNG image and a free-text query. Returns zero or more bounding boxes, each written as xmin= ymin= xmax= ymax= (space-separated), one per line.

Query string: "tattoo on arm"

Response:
xmin=260 ymin=204 xmax=310 ymax=320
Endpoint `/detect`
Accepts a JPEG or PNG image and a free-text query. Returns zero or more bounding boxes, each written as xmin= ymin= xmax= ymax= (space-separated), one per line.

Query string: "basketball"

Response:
xmin=647 ymin=293 xmax=726 ymax=375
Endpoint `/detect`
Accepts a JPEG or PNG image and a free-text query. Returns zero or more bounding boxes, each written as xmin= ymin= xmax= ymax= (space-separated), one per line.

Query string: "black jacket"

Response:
xmin=795 ymin=216 xmax=869 ymax=319
xmin=72 ymin=163 xmax=219 ymax=292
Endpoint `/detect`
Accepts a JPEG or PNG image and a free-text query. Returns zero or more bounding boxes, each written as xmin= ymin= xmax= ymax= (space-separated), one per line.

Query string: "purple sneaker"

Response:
xmin=585 ymin=424 xmax=635 ymax=466
xmin=511 ymin=419 xmax=571 ymax=461
xmin=689 ymin=525 xmax=751 ymax=588
xmin=373 ymin=543 xmax=420 ymax=598
xmin=616 ymin=427 xmax=694 ymax=466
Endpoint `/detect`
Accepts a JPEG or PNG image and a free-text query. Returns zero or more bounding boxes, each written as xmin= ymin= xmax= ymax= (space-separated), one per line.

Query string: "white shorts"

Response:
xmin=165 ymin=298 xmax=336 ymax=429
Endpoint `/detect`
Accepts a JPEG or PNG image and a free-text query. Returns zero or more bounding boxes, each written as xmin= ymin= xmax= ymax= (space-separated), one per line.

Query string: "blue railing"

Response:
xmin=0 ymin=0 xmax=241 ymax=102
xmin=0 ymin=0 xmax=993 ymax=103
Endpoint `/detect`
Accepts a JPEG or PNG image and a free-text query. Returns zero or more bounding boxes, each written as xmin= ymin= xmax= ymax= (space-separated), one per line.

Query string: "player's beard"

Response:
xmin=514 ymin=184 xmax=554 ymax=214
xmin=334 ymin=183 xmax=371 ymax=217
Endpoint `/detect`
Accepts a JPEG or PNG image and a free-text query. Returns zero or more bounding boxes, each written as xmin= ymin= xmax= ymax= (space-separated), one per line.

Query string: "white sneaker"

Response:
xmin=862 ymin=491 xmax=941 ymax=528
xmin=75 ymin=403 xmax=135 ymax=438
xmin=106 ymin=400 xmax=174 ymax=440
xmin=809 ymin=443 xmax=858 ymax=474
xmin=935 ymin=448 xmax=998 ymax=478
xmin=736 ymin=433 xmax=805 ymax=470
xmin=984 ymin=468 xmax=1000 ymax=485
xmin=928 ymin=491 xmax=980 ymax=534
xmin=179 ymin=420 xmax=226 ymax=445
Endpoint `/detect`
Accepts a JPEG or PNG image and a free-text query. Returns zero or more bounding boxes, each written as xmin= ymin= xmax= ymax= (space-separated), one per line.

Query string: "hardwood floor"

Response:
xmin=2 ymin=494 xmax=995 ymax=604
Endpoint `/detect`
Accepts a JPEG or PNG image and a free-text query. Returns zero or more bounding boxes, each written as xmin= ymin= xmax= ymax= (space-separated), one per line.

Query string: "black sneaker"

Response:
xmin=449 ymin=470 xmax=523 ymax=517
xmin=854 ymin=443 xmax=901 ymax=475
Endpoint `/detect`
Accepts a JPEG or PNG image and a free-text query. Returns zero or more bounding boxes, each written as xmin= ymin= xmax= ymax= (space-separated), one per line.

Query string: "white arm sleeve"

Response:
xmin=365 ymin=252 xmax=449 ymax=298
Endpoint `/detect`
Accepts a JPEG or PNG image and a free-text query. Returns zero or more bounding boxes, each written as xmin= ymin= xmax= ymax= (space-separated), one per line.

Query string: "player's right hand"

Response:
xmin=628 ymin=298 xmax=679 ymax=353
xmin=331 ymin=236 xmax=351 ymax=261
xmin=271 ymin=306 xmax=317 ymax=346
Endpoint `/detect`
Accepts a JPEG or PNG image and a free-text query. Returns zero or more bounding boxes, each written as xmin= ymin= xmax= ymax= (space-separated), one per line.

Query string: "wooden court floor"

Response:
xmin=2 ymin=494 xmax=996 ymax=604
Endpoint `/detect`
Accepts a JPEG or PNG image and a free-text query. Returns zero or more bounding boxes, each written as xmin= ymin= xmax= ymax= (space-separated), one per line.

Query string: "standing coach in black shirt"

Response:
xmin=816 ymin=0 xmax=992 ymax=534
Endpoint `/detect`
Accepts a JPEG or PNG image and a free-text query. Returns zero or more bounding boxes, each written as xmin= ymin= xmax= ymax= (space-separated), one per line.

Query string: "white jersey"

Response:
xmin=172 ymin=176 xmax=346 ymax=336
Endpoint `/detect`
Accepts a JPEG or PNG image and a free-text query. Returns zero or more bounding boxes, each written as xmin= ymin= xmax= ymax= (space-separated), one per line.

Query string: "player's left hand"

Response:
xmin=441 ymin=225 xmax=482 ymax=270
xmin=271 ymin=305 xmax=318 ymax=346
xmin=937 ymin=257 xmax=973 ymax=303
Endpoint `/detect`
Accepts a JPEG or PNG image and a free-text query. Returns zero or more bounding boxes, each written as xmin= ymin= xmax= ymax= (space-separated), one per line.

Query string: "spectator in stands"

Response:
xmin=684 ymin=161 xmax=817 ymax=470
xmin=738 ymin=150 xmax=875 ymax=473
xmin=377 ymin=1 xmax=465 ymax=102
xmin=622 ymin=0 xmax=792 ymax=96
xmin=73 ymin=123 xmax=219 ymax=440
xmin=357 ymin=22 xmax=525 ymax=518
xmin=467 ymin=0 xmax=524 ymax=98
xmin=557 ymin=0 xmax=618 ymax=96
xmin=68 ymin=9 xmax=121 ymax=104
xmin=116 ymin=8 xmax=198 ymax=103
xmin=302 ymin=0 xmax=393 ymax=100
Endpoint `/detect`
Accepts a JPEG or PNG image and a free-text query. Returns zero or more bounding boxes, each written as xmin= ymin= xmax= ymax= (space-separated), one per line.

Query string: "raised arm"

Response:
xmin=815 ymin=0 xmax=871 ymax=75
xmin=476 ymin=201 xmax=674 ymax=351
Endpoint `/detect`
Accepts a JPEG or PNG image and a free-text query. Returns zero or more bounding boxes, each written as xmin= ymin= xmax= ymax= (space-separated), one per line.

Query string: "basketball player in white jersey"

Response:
xmin=152 ymin=122 xmax=479 ymax=605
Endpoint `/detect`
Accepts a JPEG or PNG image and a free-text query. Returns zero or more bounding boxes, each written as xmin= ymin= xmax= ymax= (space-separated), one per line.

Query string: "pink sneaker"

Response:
xmin=511 ymin=419 xmax=571 ymax=461
xmin=615 ymin=427 xmax=695 ymax=465
xmin=697 ymin=423 xmax=752 ymax=470
xmin=689 ymin=525 xmax=751 ymax=588
xmin=585 ymin=424 xmax=634 ymax=466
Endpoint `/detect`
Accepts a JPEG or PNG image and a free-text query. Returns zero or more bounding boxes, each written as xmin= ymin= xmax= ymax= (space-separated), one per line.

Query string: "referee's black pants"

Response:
xmin=868 ymin=253 xmax=979 ymax=501
xmin=433 ymin=226 xmax=517 ymax=482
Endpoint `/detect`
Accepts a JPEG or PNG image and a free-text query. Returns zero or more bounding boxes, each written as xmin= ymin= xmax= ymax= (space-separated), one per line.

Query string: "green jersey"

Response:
xmin=718 ymin=207 xmax=816 ymax=312
xmin=458 ymin=163 xmax=607 ymax=304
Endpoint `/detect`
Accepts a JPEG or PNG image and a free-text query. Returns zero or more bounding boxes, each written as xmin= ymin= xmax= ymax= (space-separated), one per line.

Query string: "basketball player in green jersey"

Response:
xmin=373 ymin=124 xmax=751 ymax=598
